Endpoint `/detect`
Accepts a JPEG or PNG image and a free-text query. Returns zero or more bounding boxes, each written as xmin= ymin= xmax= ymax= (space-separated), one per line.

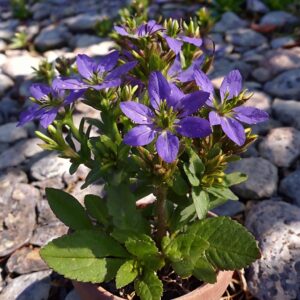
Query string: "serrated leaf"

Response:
xmin=116 ymin=260 xmax=138 ymax=289
xmin=107 ymin=184 xmax=150 ymax=234
xmin=125 ymin=235 xmax=164 ymax=271
xmin=135 ymin=271 xmax=163 ymax=300
xmin=84 ymin=195 xmax=109 ymax=227
xmin=45 ymin=188 xmax=93 ymax=230
xmin=224 ymin=172 xmax=247 ymax=186
xmin=206 ymin=186 xmax=238 ymax=201
xmin=188 ymin=217 xmax=260 ymax=270
xmin=163 ymin=233 xmax=209 ymax=278
xmin=192 ymin=188 xmax=209 ymax=220
xmin=40 ymin=230 xmax=128 ymax=283
xmin=193 ymin=256 xmax=217 ymax=283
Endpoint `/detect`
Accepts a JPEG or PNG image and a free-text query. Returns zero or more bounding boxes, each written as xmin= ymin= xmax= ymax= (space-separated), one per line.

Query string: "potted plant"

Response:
xmin=18 ymin=18 xmax=268 ymax=300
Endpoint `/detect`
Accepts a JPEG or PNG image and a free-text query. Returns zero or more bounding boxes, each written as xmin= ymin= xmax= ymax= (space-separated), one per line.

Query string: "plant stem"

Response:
xmin=155 ymin=184 xmax=168 ymax=249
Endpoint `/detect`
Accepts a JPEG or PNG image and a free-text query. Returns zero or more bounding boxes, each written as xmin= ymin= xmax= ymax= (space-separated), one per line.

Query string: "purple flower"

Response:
xmin=18 ymin=83 xmax=83 ymax=128
xmin=165 ymin=35 xmax=202 ymax=55
xmin=120 ymin=71 xmax=211 ymax=163
xmin=114 ymin=20 xmax=164 ymax=38
xmin=194 ymin=69 xmax=269 ymax=146
xmin=168 ymin=54 xmax=204 ymax=83
xmin=53 ymin=51 xmax=137 ymax=91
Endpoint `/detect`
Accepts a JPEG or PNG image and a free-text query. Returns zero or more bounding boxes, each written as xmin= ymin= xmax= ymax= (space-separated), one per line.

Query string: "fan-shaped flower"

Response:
xmin=18 ymin=83 xmax=83 ymax=128
xmin=194 ymin=69 xmax=269 ymax=146
xmin=53 ymin=51 xmax=137 ymax=91
xmin=120 ymin=71 xmax=211 ymax=163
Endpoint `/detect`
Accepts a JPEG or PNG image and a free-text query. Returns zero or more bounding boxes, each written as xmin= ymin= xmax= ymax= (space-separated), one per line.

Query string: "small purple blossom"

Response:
xmin=114 ymin=20 xmax=164 ymax=38
xmin=194 ymin=69 xmax=269 ymax=146
xmin=165 ymin=35 xmax=202 ymax=55
xmin=18 ymin=83 xmax=83 ymax=128
xmin=53 ymin=51 xmax=137 ymax=91
xmin=120 ymin=71 xmax=211 ymax=163
xmin=168 ymin=54 xmax=205 ymax=83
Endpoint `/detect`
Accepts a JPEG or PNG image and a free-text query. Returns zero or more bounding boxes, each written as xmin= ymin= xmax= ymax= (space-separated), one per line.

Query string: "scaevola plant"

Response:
xmin=19 ymin=19 xmax=268 ymax=300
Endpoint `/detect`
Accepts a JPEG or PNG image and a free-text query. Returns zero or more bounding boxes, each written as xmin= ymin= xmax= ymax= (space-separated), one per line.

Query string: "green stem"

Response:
xmin=154 ymin=185 xmax=168 ymax=249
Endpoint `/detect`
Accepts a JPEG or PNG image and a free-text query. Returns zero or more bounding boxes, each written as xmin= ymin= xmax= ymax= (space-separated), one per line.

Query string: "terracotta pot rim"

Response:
xmin=73 ymin=270 xmax=234 ymax=300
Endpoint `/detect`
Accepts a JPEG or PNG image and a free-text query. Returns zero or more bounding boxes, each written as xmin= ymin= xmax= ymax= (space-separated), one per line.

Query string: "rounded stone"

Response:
xmin=0 ymin=122 xmax=27 ymax=143
xmin=245 ymin=200 xmax=300 ymax=300
xmin=227 ymin=157 xmax=278 ymax=200
xmin=35 ymin=24 xmax=71 ymax=51
xmin=264 ymin=69 xmax=300 ymax=100
xmin=279 ymin=170 xmax=300 ymax=207
xmin=0 ymin=270 xmax=52 ymax=300
xmin=6 ymin=247 xmax=48 ymax=274
xmin=272 ymin=99 xmax=300 ymax=130
xmin=2 ymin=52 xmax=41 ymax=78
xmin=213 ymin=12 xmax=247 ymax=33
xmin=244 ymin=91 xmax=272 ymax=113
xmin=0 ymin=73 xmax=13 ymax=96
xmin=225 ymin=28 xmax=267 ymax=48
xmin=259 ymin=127 xmax=300 ymax=167
xmin=0 ymin=183 xmax=39 ymax=256
xmin=260 ymin=11 xmax=299 ymax=27
xmin=30 ymin=153 xmax=71 ymax=180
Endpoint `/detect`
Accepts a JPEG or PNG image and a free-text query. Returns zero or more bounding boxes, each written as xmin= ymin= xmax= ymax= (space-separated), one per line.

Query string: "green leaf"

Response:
xmin=40 ymin=230 xmax=128 ymax=283
xmin=193 ymin=257 xmax=217 ymax=283
xmin=188 ymin=217 xmax=260 ymax=270
xmin=183 ymin=163 xmax=199 ymax=186
xmin=84 ymin=195 xmax=109 ymax=227
xmin=125 ymin=235 xmax=164 ymax=271
xmin=45 ymin=188 xmax=93 ymax=230
xmin=183 ymin=149 xmax=205 ymax=186
xmin=171 ymin=171 xmax=189 ymax=196
xmin=106 ymin=184 xmax=150 ymax=234
xmin=116 ymin=260 xmax=138 ymax=289
xmin=224 ymin=172 xmax=248 ymax=186
xmin=206 ymin=186 xmax=238 ymax=201
xmin=135 ymin=271 xmax=163 ymax=300
xmin=163 ymin=233 xmax=210 ymax=278
xmin=192 ymin=188 xmax=209 ymax=220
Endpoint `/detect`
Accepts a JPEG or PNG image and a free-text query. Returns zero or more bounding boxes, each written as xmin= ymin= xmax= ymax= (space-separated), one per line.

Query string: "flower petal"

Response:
xmin=114 ymin=25 xmax=129 ymax=36
xmin=18 ymin=104 xmax=40 ymax=126
xmin=64 ymin=90 xmax=85 ymax=105
xmin=181 ymin=36 xmax=202 ymax=47
xmin=167 ymin=54 xmax=181 ymax=78
xmin=178 ymin=90 xmax=209 ymax=117
xmin=156 ymin=131 xmax=179 ymax=163
xmin=194 ymin=69 xmax=214 ymax=105
xmin=93 ymin=79 xmax=121 ymax=90
xmin=148 ymin=71 xmax=171 ymax=110
xmin=52 ymin=78 xmax=88 ymax=90
xmin=137 ymin=20 xmax=164 ymax=36
xmin=233 ymin=106 xmax=269 ymax=124
xmin=97 ymin=51 xmax=119 ymax=73
xmin=209 ymin=111 xmax=222 ymax=125
xmin=106 ymin=61 xmax=137 ymax=80
xmin=220 ymin=69 xmax=242 ymax=101
xmin=167 ymin=83 xmax=185 ymax=108
xmin=177 ymin=56 xmax=204 ymax=82
xmin=123 ymin=125 xmax=156 ymax=146
xmin=76 ymin=54 xmax=95 ymax=80
xmin=220 ymin=117 xmax=245 ymax=146
xmin=176 ymin=116 xmax=212 ymax=138
xmin=165 ymin=36 xmax=183 ymax=54
xmin=30 ymin=84 xmax=52 ymax=100
xmin=120 ymin=101 xmax=155 ymax=124
xmin=39 ymin=108 xmax=58 ymax=128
